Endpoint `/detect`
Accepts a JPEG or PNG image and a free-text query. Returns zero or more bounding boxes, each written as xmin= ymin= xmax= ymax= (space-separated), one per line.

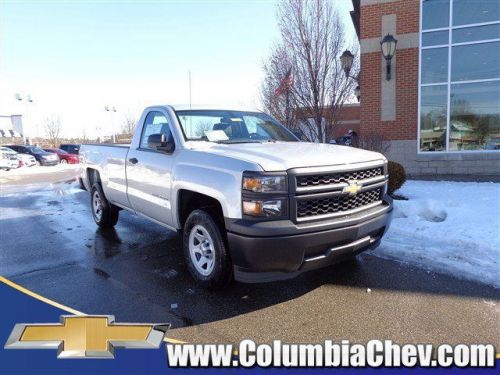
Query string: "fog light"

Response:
xmin=243 ymin=199 xmax=284 ymax=217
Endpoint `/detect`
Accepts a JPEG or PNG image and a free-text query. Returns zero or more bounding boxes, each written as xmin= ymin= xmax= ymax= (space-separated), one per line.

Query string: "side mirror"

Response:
xmin=147 ymin=133 xmax=175 ymax=154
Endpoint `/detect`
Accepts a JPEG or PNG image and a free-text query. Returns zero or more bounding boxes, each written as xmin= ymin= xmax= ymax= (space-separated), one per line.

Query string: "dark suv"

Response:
xmin=6 ymin=145 xmax=59 ymax=166
xmin=59 ymin=144 xmax=80 ymax=155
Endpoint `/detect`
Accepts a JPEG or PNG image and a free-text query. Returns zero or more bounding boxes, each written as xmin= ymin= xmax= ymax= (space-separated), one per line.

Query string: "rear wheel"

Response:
xmin=60 ymin=159 xmax=67 ymax=164
xmin=90 ymin=183 xmax=119 ymax=227
xmin=183 ymin=209 xmax=232 ymax=289
xmin=78 ymin=177 xmax=86 ymax=190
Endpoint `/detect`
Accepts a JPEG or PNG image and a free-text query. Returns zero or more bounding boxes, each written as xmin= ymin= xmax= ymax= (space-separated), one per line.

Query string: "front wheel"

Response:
xmin=90 ymin=183 xmax=119 ymax=228
xmin=183 ymin=209 xmax=232 ymax=289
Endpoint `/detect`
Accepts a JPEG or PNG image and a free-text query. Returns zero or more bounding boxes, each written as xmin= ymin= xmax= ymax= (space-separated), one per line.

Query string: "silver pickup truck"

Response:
xmin=80 ymin=105 xmax=393 ymax=289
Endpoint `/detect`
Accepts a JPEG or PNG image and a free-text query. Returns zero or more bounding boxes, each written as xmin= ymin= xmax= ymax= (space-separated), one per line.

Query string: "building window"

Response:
xmin=419 ymin=0 xmax=500 ymax=152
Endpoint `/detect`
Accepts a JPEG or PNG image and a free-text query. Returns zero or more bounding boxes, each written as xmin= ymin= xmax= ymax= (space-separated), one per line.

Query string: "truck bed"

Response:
xmin=79 ymin=143 xmax=130 ymax=207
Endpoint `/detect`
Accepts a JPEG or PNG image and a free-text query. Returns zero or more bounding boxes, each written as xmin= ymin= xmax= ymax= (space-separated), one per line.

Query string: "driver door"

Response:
xmin=126 ymin=111 xmax=176 ymax=227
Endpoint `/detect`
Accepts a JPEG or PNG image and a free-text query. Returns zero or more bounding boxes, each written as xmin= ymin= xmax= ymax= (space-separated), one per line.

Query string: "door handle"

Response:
xmin=128 ymin=157 xmax=138 ymax=164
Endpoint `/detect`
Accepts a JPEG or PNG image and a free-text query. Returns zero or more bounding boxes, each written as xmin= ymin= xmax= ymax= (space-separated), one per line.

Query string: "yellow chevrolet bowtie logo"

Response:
xmin=5 ymin=315 xmax=169 ymax=359
xmin=342 ymin=181 xmax=362 ymax=195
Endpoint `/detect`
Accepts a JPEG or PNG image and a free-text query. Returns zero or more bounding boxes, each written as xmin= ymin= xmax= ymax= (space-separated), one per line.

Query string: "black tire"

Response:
xmin=78 ymin=177 xmax=87 ymax=190
xmin=90 ymin=183 xmax=119 ymax=228
xmin=183 ymin=209 xmax=233 ymax=289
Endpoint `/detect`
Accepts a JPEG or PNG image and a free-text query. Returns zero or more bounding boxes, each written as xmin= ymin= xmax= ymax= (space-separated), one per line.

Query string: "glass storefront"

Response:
xmin=419 ymin=0 xmax=500 ymax=152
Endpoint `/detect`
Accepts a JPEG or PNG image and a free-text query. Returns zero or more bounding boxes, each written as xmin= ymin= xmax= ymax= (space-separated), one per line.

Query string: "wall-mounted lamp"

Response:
xmin=354 ymin=85 xmax=360 ymax=102
xmin=340 ymin=50 xmax=360 ymax=101
xmin=340 ymin=50 xmax=355 ymax=79
xmin=380 ymin=34 xmax=397 ymax=80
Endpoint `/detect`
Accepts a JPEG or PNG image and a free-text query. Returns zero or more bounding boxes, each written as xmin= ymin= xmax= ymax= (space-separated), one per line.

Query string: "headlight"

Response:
xmin=242 ymin=173 xmax=287 ymax=193
xmin=242 ymin=199 xmax=286 ymax=217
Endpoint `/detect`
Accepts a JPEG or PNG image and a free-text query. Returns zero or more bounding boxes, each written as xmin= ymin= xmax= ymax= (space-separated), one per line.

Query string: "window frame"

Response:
xmin=137 ymin=111 xmax=175 ymax=153
xmin=418 ymin=0 xmax=500 ymax=153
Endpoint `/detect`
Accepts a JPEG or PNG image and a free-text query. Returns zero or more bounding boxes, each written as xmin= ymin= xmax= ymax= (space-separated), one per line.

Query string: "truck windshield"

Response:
xmin=176 ymin=110 xmax=298 ymax=143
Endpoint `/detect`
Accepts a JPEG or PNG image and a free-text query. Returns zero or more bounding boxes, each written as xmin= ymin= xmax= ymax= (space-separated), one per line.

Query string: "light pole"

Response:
xmin=15 ymin=93 xmax=34 ymax=144
xmin=104 ymin=106 xmax=117 ymax=143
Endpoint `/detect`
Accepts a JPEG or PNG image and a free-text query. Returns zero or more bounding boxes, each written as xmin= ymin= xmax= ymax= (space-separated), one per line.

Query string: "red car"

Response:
xmin=44 ymin=148 xmax=79 ymax=164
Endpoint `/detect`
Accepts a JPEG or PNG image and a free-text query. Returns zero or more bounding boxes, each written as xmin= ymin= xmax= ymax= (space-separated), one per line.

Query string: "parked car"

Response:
xmin=80 ymin=105 xmax=392 ymax=289
xmin=44 ymin=148 xmax=79 ymax=164
xmin=6 ymin=145 xmax=59 ymax=166
xmin=59 ymin=144 xmax=80 ymax=155
xmin=17 ymin=153 xmax=37 ymax=167
xmin=0 ymin=146 xmax=20 ymax=170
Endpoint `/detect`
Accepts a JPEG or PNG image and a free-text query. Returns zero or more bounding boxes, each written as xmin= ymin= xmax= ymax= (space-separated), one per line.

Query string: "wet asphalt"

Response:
xmin=0 ymin=176 xmax=498 ymax=347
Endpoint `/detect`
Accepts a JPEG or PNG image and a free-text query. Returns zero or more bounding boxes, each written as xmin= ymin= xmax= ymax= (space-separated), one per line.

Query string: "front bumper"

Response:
xmin=226 ymin=196 xmax=393 ymax=283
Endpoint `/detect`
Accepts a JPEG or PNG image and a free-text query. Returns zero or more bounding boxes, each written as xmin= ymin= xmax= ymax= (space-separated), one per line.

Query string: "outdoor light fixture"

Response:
xmin=340 ymin=50 xmax=360 ymax=101
xmin=380 ymin=34 xmax=397 ymax=80
xmin=340 ymin=50 xmax=354 ymax=78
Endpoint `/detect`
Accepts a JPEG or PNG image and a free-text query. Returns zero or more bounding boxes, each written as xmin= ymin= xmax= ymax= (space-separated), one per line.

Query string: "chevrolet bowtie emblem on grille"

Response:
xmin=342 ymin=181 xmax=362 ymax=195
xmin=4 ymin=315 xmax=169 ymax=359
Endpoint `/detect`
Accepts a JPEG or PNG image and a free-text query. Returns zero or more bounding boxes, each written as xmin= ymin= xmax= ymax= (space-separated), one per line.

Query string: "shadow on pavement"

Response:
xmin=92 ymin=224 xmax=499 ymax=327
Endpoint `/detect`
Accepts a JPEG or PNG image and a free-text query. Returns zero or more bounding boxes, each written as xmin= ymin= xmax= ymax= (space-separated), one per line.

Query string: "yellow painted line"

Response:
xmin=0 ymin=276 xmax=84 ymax=315
xmin=0 ymin=276 xmax=185 ymax=344
xmin=2 ymin=277 xmax=498 ymax=353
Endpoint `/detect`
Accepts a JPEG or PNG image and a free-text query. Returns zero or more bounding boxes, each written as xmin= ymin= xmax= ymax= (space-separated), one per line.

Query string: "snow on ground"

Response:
xmin=0 ymin=164 xmax=80 ymax=195
xmin=374 ymin=180 xmax=500 ymax=288
xmin=0 ymin=163 xmax=79 ymax=177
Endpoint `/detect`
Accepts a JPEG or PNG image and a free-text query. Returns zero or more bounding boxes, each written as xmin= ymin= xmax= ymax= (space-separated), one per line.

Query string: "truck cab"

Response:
xmin=80 ymin=105 xmax=392 ymax=289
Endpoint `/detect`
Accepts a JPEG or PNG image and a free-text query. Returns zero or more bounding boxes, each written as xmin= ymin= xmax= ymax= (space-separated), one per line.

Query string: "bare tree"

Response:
xmin=261 ymin=44 xmax=301 ymax=132
xmin=121 ymin=114 xmax=137 ymax=135
xmin=261 ymin=0 xmax=358 ymax=143
xmin=44 ymin=117 xmax=62 ymax=147
xmin=354 ymin=133 xmax=390 ymax=156
xmin=80 ymin=128 xmax=88 ymax=143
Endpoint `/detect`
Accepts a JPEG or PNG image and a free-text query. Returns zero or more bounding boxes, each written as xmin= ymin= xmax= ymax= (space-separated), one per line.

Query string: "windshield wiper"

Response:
xmin=215 ymin=140 xmax=262 ymax=144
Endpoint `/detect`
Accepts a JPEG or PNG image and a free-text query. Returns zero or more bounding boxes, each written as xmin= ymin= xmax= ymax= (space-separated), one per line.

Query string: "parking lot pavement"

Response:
xmin=0 ymin=180 xmax=498 ymax=347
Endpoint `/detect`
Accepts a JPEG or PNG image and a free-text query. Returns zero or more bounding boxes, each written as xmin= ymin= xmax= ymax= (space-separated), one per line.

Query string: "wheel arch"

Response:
xmin=177 ymin=189 xmax=225 ymax=231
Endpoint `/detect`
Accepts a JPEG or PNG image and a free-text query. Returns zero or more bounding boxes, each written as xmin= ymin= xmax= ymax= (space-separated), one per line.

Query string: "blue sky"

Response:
xmin=0 ymin=0 xmax=354 ymax=138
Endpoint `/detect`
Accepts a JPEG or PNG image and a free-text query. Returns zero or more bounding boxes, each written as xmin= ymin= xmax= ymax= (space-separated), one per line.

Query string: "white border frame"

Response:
xmin=417 ymin=0 xmax=500 ymax=154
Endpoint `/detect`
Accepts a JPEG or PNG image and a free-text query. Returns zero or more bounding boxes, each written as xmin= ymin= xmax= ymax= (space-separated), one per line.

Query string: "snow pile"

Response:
xmin=0 ymin=164 xmax=79 ymax=177
xmin=375 ymin=180 xmax=500 ymax=288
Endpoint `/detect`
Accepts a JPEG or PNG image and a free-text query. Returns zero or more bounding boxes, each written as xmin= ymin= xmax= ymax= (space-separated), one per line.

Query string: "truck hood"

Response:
xmin=186 ymin=141 xmax=385 ymax=171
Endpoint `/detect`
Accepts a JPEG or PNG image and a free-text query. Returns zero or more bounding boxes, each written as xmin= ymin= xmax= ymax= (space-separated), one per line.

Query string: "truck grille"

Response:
xmin=296 ymin=167 xmax=383 ymax=188
xmin=296 ymin=188 xmax=382 ymax=219
xmin=291 ymin=163 xmax=387 ymax=221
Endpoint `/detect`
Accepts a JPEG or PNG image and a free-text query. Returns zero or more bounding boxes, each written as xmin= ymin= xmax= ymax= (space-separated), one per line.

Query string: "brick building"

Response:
xmin=352 ymin=0 xmax=499 ymax=177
